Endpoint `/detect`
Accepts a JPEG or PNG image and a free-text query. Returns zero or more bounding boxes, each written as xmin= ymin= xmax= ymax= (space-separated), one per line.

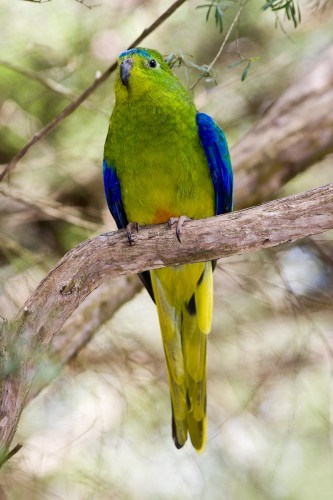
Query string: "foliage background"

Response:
xmin=0 ymin=0 xmax=333 ymax=498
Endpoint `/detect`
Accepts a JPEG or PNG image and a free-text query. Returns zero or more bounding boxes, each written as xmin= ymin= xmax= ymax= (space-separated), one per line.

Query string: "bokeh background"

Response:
xmin=1 ymin=0 xmax=333 ymax=498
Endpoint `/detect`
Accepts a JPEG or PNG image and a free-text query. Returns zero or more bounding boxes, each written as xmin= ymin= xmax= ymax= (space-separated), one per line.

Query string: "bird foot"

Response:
xmin=126 ymin=222 xmax=139 ymax=246
xmin=168 ymin=216 xmax=191 ymax=243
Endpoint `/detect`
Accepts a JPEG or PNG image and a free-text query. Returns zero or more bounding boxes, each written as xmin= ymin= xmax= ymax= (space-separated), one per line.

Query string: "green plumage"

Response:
xmin=104 ymin=49 xmax=215 ymax=225
xmin=103 ymin=48 xmax=228 ymax=452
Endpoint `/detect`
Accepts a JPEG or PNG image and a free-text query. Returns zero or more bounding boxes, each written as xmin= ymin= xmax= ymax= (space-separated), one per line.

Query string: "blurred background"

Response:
xmin=0 ymin=0 xmax=333 ymax=498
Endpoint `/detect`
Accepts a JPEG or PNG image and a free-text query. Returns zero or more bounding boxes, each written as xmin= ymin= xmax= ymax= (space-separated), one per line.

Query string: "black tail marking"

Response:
xmin=186 ymin=293 xmax=196 ymax=315
xmin=171 ymin=409 xmax=185 ymax=449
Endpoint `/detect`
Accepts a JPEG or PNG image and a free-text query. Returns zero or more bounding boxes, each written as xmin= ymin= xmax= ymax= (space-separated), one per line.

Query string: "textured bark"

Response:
xmin=0 ymin=182 xmax=332 ymax=456
xmin=233 ymin=46 xmax=333 ymax=209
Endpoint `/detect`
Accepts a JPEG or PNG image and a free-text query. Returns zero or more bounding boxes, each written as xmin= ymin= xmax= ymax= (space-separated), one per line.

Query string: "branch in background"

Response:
xmin=0 ymin=60 xmax=78 ymax=99
xmin=0 ymin=60 xmax=108 ymax=114
xmin=0 ymin=184 xmax=101 ymax=231
xmin=232 ymin=45 xmax=333 ymax=209
xmin=0 ymin=0 xmax=187 ymax=182
xmin=0 ymin=182 xmax=332 ymax=456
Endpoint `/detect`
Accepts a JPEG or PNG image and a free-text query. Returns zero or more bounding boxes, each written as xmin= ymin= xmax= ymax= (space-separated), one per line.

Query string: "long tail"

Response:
xmin=150 ymin=261 xmax=213 ymax=452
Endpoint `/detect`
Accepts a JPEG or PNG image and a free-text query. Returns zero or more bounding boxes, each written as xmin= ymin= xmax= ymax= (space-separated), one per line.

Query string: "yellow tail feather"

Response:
xmin=151 ymin=262 xmax=213 ymax=452
xmin=195 ymin=262 xmax=213 ymax=334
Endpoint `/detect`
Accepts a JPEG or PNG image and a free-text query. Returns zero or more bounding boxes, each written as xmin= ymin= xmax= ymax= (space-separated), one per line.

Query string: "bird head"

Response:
xmin=114 ymin=47 xmax=188 ymax=103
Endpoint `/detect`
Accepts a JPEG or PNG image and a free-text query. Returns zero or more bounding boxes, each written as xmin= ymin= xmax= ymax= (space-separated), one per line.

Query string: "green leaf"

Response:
xmin=228 ymin=60 xmax=245 ymax=69
xmin=261 ymin=0 xmax=301 ymax=27
xmin=197 ymin=0 xmax=232 ymax=34
xmin=216 ymin=4 xmax=223 ymax=32
xmin=206 ymin=3 xmax=213 ymax=22
xmin=241 ymin=60 xmax=251 ymax=81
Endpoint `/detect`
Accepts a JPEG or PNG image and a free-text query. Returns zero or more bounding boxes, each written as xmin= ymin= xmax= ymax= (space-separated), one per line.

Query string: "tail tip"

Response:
xmin=172 ymin=413 xmax=187 ymax=450
xmin=173 ymin=436 xmax=185 ymax=449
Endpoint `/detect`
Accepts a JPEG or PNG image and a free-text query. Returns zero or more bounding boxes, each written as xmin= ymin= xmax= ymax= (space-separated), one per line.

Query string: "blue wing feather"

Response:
xmin=196 ymin=112 xmax=233 ymax=215
xmin=103 ymin=159 xmax=155 ymax=301
xmin=103 ymin=159 xmax=128 ymax=229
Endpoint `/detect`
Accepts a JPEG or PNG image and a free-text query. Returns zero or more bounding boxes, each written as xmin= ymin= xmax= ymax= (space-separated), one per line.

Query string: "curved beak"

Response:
xmin=120 ymin=58 xmax=133 ymax=87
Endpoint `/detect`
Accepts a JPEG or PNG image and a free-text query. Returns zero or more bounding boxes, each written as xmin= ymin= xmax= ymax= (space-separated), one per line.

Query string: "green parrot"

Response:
xmin=103 ymin=48 xmax=233 ymax=452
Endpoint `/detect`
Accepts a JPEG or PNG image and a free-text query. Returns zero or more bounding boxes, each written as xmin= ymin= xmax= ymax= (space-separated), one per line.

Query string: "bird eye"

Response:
xmin=148 ymin=59 xmax=157 ymax=68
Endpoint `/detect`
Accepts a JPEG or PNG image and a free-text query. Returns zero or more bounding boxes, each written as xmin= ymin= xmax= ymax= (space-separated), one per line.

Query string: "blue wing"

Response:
xmin=103 ymin=159 xmax=155 ymax=300
xmin=196 ymin=112 xmax=233 ymax=215
xmin=103 ymin=159 xmax=128 ymax=229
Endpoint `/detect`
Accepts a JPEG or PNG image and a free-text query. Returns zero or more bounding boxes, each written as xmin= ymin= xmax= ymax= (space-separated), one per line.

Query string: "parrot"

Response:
xmin=103 ymin=48 xmax=233 ymax=452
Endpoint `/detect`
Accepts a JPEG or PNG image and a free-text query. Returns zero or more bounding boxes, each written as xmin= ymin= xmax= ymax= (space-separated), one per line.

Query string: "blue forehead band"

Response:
xmin=119 ymin=48 xmax=151 ymax=59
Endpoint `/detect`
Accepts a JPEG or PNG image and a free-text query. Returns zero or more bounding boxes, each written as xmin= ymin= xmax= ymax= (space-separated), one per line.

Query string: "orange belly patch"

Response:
xmin=152 ymin=208 xmax=176 ymax=224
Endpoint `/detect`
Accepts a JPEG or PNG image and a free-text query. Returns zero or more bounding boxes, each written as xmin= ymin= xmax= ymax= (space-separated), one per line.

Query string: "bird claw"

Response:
xmin=126 ymin=222 xmax=139 ymax=246
xmin=168 ymin=216 xmax=191 ymax=243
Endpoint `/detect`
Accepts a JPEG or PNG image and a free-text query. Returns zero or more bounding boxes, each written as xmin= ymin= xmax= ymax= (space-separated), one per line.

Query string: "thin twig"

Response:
xmin=0 ymin=60 xmax=77 ymax=98
xmin=208 ymin=0 xmax=247 ymax=71
xmin=189 ymin=0 xmax=248 ymax=90
xmin=0 ymin=60 xmax=107 ymax=114
xmin=0 ymin=0 xmax=188 ymax=182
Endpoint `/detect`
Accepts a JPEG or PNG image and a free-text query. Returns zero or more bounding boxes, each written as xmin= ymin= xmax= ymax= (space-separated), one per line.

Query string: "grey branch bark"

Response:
xmin=0 ymin=182 xmax=332 ymax=457
xmin=233 ymin=45 xmax=333 ymax=209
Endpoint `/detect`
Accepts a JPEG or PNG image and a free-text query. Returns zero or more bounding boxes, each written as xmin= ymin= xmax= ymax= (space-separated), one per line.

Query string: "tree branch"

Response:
xmin=0 ymin=183 xmax=332 ymax=456
xmin=0 ymin=0 xmax=187 ymax=182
